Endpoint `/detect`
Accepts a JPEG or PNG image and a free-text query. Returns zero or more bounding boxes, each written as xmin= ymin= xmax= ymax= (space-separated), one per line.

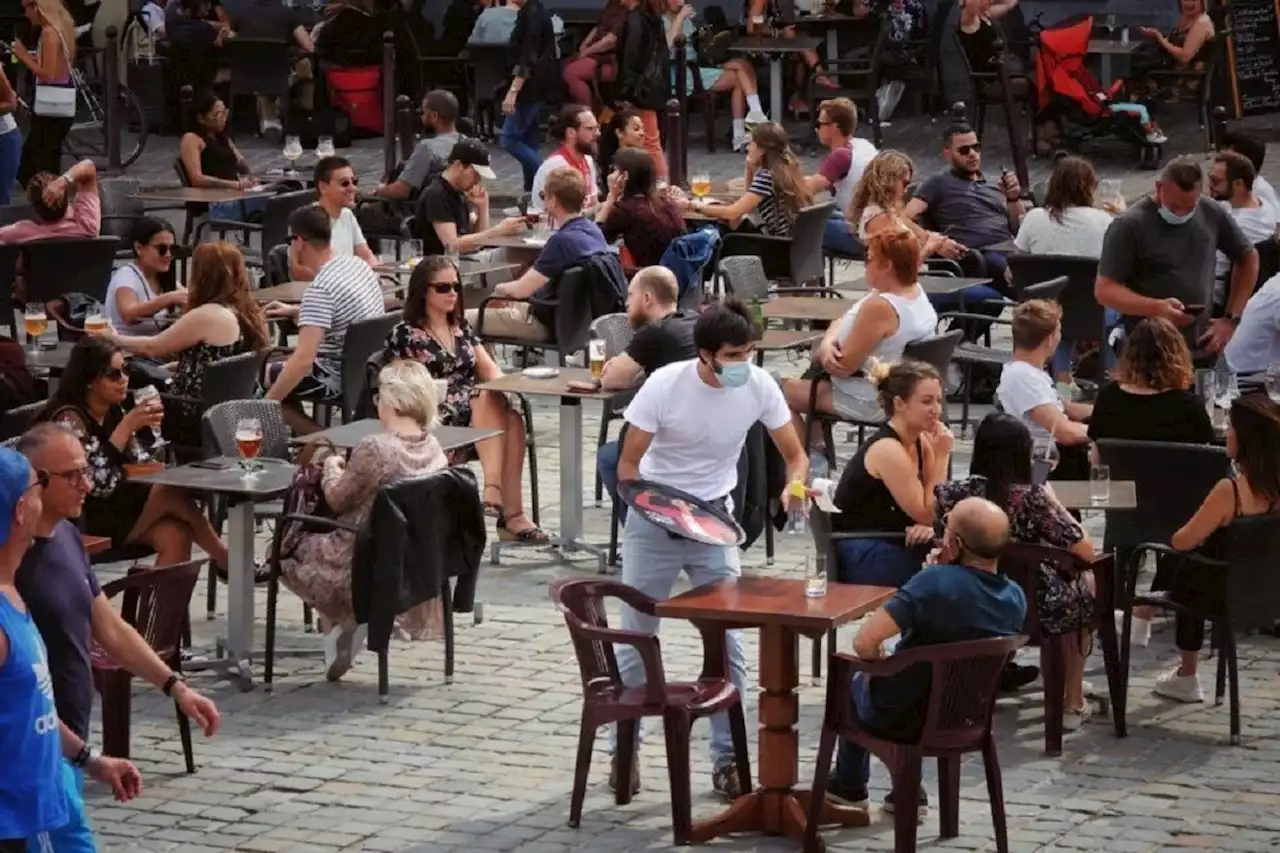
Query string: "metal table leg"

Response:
xmin=555 ymin=397 xmax=606 ymax=572
xmin=186 ymin=500 xmax=254 ymax=689
xmin=826 ymin=30 xmax=837 ymax=64
xmin=770 ymin=58 xmax=784 ymax=123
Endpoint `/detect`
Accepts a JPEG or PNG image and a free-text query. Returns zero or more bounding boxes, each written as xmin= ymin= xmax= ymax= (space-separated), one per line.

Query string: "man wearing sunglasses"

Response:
xmin=0 ymin=446 xmax=145 ymax=853
xmin=290 ymin=156 xmax=379 ymax=281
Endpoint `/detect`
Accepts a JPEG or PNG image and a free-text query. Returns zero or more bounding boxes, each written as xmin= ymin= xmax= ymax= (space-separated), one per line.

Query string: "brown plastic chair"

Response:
xmin=91 ymin=560 xmax=205 ymax=774
xmin=550 ymin=578 xmax=752 ymax=844
xmin=804 ymin=634 xmax=1028 ymax=853
xmin=1000 ymin=543 xmax=1120 ymax=756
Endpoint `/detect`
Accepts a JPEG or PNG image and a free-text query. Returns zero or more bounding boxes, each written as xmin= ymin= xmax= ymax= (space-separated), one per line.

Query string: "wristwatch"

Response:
xmin=162 ymin=672 xmax=187 ymax=697
xmin=1225 ymin=313 xmax=1242 ymax=326
xmin=71 ymin=745 xmax=100 ymax=769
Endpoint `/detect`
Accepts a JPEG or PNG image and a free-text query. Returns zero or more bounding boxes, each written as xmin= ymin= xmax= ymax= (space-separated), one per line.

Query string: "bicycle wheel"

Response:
xmin=63 ymin=83 xmax=148 ymax=170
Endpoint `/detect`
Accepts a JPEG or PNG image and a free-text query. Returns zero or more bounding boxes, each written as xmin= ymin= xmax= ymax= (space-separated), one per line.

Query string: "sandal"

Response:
xmin=499 ymin=513 xmax=550 ymax=543
xmin=214 ymin=558 xmax=271 ymax=586
xmin=482 ymin=484 xmax=505 ymax=520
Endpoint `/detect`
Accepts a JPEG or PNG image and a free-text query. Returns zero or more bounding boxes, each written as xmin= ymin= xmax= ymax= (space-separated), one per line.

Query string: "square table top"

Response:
xmin=373 ymin=259 xmax=521 ymax=279
xmin=479 ymin=367 xmax=617 ymax=401
xmin=729 ymin=35 xmax=824 ymax=53
xmin=917 ymin=275 xmax=995 ymax=296
xmin=27 ymin=341 xmax=75 ymax=372
xmin=762 ymin=296 xmax=850 ymax=323
xmin=788 ymin=12 xmax=863 ymax=26
xmin=129 ymin=458 xmax=297 ymax=498
xmin=253 ymin=279 xmax=405 ymax=304
xmin=1087 ymin=39 xmax=1140 ymax=56
xmin=468 ymin=233 xmax=554 ymax=251
xmin=1048 ymin=479 xmax=1137 ymax=511
xmin=81 ymin=534 xmax=111 ymax=556
xmin=130 ymin=186 xmax=275 ymax=204
xmin=758 ymin=328 xmax=822 ymax=351
xmin=293 ymin=420 xmax=502 ymax=452
xmin=657 ymin=576 xmax=894 ymax=635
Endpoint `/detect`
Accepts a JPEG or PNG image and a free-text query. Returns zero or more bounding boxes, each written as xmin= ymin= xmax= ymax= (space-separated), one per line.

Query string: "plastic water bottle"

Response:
xmin=786 ymin=479 xmax=809 ymax=535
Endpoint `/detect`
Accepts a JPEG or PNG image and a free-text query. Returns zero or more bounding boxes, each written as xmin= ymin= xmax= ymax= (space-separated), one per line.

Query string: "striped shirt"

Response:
xmin=298 ymin=255 xmax=385 ymax=387
xmin=748 ymin=168 xmax=792 ymax=237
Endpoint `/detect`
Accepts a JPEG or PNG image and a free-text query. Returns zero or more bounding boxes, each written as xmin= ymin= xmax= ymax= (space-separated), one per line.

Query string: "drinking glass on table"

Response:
xmin=23 ymin=304 xmax=47 ymax=355
xmin=235 ymin=418 xmax=263 ymax=475
xmin=404 ymin=239 xmax=423 ymax=267
xmin=1195 ymin=368 xmax=1216 ymax=418
xmin=1090 ymin=464 xmax=1111 ymax=505
xmin=316 ymin=135 xmax=336 ymax=159
xmin=690 ymin=172 xmax=712 ymax=199
xmin=133 ymin=385 xmax=166 ymax=449
xmin=282 ymin=135 xmax=303 ymax=176
xmin=1266 ymin=362 xmax=1280 ymax=405
xmin=1098 ymin=179 xmax=1124 ymax=214
xmin=1031 ymin=438 xmax=1059 ymax=483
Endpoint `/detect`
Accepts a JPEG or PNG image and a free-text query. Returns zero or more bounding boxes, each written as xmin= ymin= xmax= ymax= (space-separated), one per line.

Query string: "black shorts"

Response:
xmin=265 ymin=358 xmax=336 ymax=401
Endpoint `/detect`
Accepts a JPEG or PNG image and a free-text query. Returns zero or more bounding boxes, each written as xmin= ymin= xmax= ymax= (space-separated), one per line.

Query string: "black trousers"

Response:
xmin=17 ymin=115 xmax=72 ymax=189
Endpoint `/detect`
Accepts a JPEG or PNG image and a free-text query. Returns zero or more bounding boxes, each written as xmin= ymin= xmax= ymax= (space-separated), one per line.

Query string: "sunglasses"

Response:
xmin=336 ymin=178 xmax=358 ymax=188
xmin=101 ymin=367 xmax=126 ymax=382
xmin=955 ymin=143 xmax=982 ymax=155
xmin=431 ymin=283 xmax=461 ymax=294
xmin=148 ymin=243 xmax=172 ymax=256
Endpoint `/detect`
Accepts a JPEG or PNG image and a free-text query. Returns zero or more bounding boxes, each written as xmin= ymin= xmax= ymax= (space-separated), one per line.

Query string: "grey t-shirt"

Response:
xmin=913 ymin=168 xmax=1013 ymax=249
xmin=398 ymin=132 xmax=461 ymax=192
xmin=1098 ymin=197 xmax=1252 ymax=336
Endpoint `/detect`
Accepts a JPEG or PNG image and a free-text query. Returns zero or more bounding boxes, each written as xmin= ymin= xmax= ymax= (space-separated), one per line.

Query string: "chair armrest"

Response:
xmin=1127 ymin=542 xmax=1228 ymax=573
xmin=571 ymin=620 xmax=668 ymax=703
xmin=830 ymin=531 xmax=907 ymax=541
xmin=277 ymin=512 xmax=361 ymax=534
xmin=770 ymin=285 xmax=843 ymax=298
xmin=194 ymin=218 xmax=262 ymax=243
xmin=832 ymin=648 xmax=917 ymax=678
xmin=936 ymin=311 xmax=1013 ymax=326
xmin=100 ymin=558 xmax=210 ymax=598
xmin=924 ymin=258 xmax=963 ymax=277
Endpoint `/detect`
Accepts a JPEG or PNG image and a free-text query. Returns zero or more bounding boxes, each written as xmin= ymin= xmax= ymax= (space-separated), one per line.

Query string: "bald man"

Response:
xmin=826 ymin=497 xmax=1027 ymax=817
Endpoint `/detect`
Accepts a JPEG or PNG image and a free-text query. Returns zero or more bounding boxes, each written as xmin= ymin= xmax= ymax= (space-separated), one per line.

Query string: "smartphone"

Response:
xmin=1183 ymin=304 xmax=1207 ymax=316
xmin=191 ymin=458 xmax=237 ymax=470
xmin=522 ymin=213 xmax=541 ymax=226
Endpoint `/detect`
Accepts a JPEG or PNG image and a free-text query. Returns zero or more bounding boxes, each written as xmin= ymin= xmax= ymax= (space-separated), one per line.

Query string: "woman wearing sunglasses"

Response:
xmin=382 ymin=256 xmax=548 ymax=543
xmin=33 ymin=337 xmax=231 ymax=573
xmin=104 ymin=217 xmax=186 ymax=335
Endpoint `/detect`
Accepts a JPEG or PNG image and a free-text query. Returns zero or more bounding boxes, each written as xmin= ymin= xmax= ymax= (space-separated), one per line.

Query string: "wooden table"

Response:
xmin=130 ymin=186 xmax=275 ymax=205
xmin=1087 ymin=38 xmax=1138 ymax=85
xmin=656 ymin=577 xmax=894 ymax=846
xmin=1048 ymin=479 xmax=1137 ymax=510
xmin=479 ymin=368 xmax=615 ymax=571
xmin=728 ymin=35 xmax=824 ymax=121
xmin=81 ymin=534 xmax=111 ymax=556
xmin=762 ymin=296 xmax=849 ymax=324
xmin=756 ymin=329 xmax=822 ymax=365
xmin=293 ymin=420 xmax=502 ymax=453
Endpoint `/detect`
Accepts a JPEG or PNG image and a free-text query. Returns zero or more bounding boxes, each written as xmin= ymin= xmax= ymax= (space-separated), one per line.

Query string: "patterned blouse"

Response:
xmin=52 ymin=404 xmax=152 ymax=501
xmin=169 ymin=339 xmax=250 ymax=446
xmin=933 ymin=476 xmax=1083 ymax=552
xmin=383 ymin=321 xmax=482 ymax=427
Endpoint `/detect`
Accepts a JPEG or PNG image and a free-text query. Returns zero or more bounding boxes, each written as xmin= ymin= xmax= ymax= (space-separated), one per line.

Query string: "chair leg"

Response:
xmin=442 ymin=581 xmax=455 ymax=685
xmin=378 ymin=648 xmax=390 ymax=704
xmin=263 ymin=565 xmax=280 ymax=691
xmin=175 ymin=699 xmax=196 ymax=774
xmin=1041 ymin=635 xmax=1067 ymax=757
xmin=662 ymin=711 xmax=694 ymax=845
xmin=205 ymin=561 xmax=217 ymax=620
xmin=803 ymin=723 xmax=839 ymax=853
xmin=1214 ymin=621 xmax=1228 ymax=704
xmin=982 ymin=740 xmax=1009 ymax=853
xmin=608 ymin=502 xmax=620 ymax=568
xmin=303 ymin=603 xmax=313 ymax=633
xmin=615 ymin=719 xmax=639 ymax=806
xmin=99 ymin=673 xmax=133 ymax=760
xmin=937 ymin=754 xmax=961 ymax=838
xmin=727 ymin=702 xmax=753 ymax=794
xmin=568 ymin=712 xmax=597 ymax=827
xmin=523 ymin=400 xmax=541 ymax=527
xmin=594 ymin=416 xmax=610 ymax=506
xmin=703 ymin=99 xmax=717 ymax=154
xmin=888 ymin=754 xmax=922 ymax=853
xmin=1227 ymin=628 xmax=1241 ymax=746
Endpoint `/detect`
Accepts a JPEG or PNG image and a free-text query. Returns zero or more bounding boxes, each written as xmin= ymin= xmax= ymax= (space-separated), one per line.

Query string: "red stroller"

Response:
xmin=1034 ymin=15 xmax=1163 ymax=169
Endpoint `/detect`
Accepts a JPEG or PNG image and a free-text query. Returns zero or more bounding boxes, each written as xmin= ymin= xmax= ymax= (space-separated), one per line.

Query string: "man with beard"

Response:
xmin=530 ymin=104 xmax=601 ymax=217
xmin=413 ymin=139 xmax=529 ymax=257
xmin=596 ymin=267 xmax=698 ymax=516
xmin=1208 ymin=151 xmax=1277 ymax=304
xmin=374 ymin=90 xmax=466 ymax=202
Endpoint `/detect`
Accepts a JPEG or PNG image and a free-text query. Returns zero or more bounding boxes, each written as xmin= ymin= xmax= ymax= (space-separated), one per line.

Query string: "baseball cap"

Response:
xmin=0 ymin=448 xmax=32 ymax=547
xmin=449 ymin=139 xmax=497 ymax=180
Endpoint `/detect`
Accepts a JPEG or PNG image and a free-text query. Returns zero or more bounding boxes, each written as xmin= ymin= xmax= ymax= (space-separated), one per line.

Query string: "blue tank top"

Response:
xmin=0 ymin=591 xmax=69 ymax=838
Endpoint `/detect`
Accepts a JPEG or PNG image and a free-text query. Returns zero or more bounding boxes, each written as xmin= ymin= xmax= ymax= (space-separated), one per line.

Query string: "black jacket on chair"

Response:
xmin=351 ymin=468 xmax=486 ymax=652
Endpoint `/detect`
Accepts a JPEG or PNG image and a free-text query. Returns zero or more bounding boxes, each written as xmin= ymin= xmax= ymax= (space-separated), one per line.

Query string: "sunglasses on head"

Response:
xmin=431 ymin=282 xmax=461 ymax=294
xmin=956 ymin=143 xmax=981 ymax=156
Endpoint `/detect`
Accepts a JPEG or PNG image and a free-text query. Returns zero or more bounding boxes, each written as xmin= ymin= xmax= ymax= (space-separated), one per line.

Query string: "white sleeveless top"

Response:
xmin=830 ymin=286 xmax=938 ymax=400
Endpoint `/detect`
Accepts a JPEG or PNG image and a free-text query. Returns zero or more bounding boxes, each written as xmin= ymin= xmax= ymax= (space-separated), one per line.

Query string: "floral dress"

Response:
xmin=168 ymin=339 xmax=250 ymax=448
xmin=383 ymin=321 xmax=482 ymax=427
xmin=51 ymin=404 xmax=154 ymax=545
xmin=281 ymin=431 xmax=448 ymax=636
xmin=934 ymin=476 xmax=1094 ymax=635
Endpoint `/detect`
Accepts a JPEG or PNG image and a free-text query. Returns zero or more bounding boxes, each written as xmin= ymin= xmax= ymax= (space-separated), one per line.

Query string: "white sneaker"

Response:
xmin=1114 ymin=610 xmax=1151 ymax=647
xmin=1145 ymin=129 xmax=1168 ymax=144
xmin=732 ymin=132 xmax=749 ymax=152
xmin=1154 ymin=669 xmax=1204 ymax=703
xmin=744 ymin=107 xmax=768 ymax=127
xmin=1061 ymin=703 xmax=1092 ymax=732
xmin=325 ymin=624 xmax=357 ymax=682
xmin=877 ymin=80 xmax=906 ymax=122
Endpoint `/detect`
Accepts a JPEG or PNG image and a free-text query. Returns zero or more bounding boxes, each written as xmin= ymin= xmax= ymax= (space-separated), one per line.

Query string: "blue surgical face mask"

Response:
xmin=1158 ymin=203 xmax=1196 ymax=226
xmin=717 ymin=360 xmax=752 ymax=389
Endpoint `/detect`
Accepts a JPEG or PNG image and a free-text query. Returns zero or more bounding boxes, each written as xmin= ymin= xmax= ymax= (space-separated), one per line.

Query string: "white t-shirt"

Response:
xmin=624 ymin=359 xmax=792 ymax=501
xmin=105 ymin=263 xmax=159 ymax=331
xmin=996 ymin=360 xmax=1061 ymax=442
xmin=330 ymin=207 xmax=368 ymax=258
xmin=530 ymin=154 xmax=599 ymax=214
xmin=1214 ymin=199 xmax=1279 ymax=286
xmin=1225 ymin=271 xmax=1280 ymax=376
xmin=1255 ymin=174 xmax=1280 ymax=214
xmin=1013 ymin=206 xmax=1114 ymax=258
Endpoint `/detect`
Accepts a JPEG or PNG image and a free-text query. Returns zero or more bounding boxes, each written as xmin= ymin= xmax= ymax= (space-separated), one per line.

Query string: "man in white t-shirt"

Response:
xmin=996 ymin=300 xmax=1092 ymax=449
xmin=1208 ymin=151 xmax=1279 ymax=296
xmin=1220 ymin=130 xmax=1280 ymax=213
xmin=613 ymin=300 xmax=807 ymax=801
xmin=289 ymin=156 xmax=379 ymax=281
xmin=529 ymin=103 xmax=600 ymax=218
xmin=805 ymin=97 xmax=877 ymax=255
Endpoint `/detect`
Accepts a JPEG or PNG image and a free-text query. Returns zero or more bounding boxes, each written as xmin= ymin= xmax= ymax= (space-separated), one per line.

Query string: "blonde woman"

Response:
xmin=282 ymin=359 xmax=449 ymax=682
xmin=849 ymin=149 xmax=963 ymax=259
xmin=679 ymin=123 xmax=811 ymax=237
xmin=13 ymin=0 xmax=77 ymax=185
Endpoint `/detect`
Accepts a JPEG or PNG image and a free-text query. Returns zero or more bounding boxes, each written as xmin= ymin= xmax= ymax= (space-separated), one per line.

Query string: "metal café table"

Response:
xmin=917 ymin=275 xmax=996 ymax=298
xmin=790 ymin=12 xmax=862 ymax=63
xmin=755 ymin=328 xmax=822 ymax=366
xmin=27 ymin=341 xmax=75 ymax=374
xmin=374 ymin=259 xmax=522 ymax=280
xmin=253 ymin=279 xmax=406 ymax=304
xmin=728 ymin=35 xmax=824 ymax=125
xmin=1049 ymin=479 xmax=1137 ymax=511
xmin=478 ymin=367 xmax=615 ymax=571
xmin=1087 ymin=38 xmax=1138 ymax=87
xmin=130 ymin=458 xmax=297 ymax=689
xmin=293 ymin=420 xmax=502 ymax=453
xmin=130 ymin=185 xmax=275 ymax=206
xmin=762 ymin=295 xmax=849 ymax=324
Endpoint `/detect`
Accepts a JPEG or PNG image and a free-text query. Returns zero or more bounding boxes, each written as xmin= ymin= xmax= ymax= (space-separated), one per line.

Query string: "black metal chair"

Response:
xmin=23 ymin=237 xmax=121 ymax=304
xmin=0 ymin=401 xmax=44 ymax=441
xmin=0 ymin=242 xmax=20 ymax=335
xmin=879 ymin=0 xmax=954 ymax=118
xmin=1006 ymin=255 xmax=1103 ymax=377
xmin=589 ymin=313 xmax=635 ymax=506
xmin=718 ymin=202 xmax=836 ymax=287
xmin=805 ymin=16 xmax=887 ymax=152
xmin=473 ymin=266 xmax=602 ymax=364
xmin=193 ymin=190 xmax=315 ymax=267
xmin=224 ymin=38 xmax=294 ymax=127
xmin=160 ymin=351 xmax=267 ymax=463
xmin=954 ymin=31 xmax=1036 ymax=150
xmin=464 ymin=43 xmax=510 ymax=141
xmin=307 ymin=313 xmax=402 ymax=426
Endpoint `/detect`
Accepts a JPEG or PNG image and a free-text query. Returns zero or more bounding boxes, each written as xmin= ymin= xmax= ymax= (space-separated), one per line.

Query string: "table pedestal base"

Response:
xmin=688 ymin=788 xmax=868 ymax=847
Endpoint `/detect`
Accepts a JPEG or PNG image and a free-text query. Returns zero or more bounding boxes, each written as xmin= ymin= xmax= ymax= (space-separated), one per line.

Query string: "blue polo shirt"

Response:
xmin=529 ymin=216 xmax=609 ymax=328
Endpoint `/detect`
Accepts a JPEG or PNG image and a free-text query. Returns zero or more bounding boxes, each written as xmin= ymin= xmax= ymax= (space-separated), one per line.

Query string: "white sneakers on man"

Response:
xmin=1154 ymin=669 xmax=1205 ymax=703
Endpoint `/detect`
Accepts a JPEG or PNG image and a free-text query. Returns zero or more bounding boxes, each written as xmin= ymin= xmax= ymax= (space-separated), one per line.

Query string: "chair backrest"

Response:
xmin=589 ymin=312 xmax=634 ymax=360
xmin=835 ymin=634 xmax=1026 ymax=750
xmin=202 ymin=399 xmax=291 ymax=460
xmin=1095 ymin=438 xmax=1230 ymax=550
xmin=1221 ymin=512 xmax=1280 ymax=632
xmin=100 ymin=560 xmax=204 ymax=660
xmin=261 ymin=191 xmax=319 ymax=254
xmin=261 ymin=243 xmax=292 ymax=288
xmin=1250 ymin=236 xmax=1280 ymax=295
xmin=467 ymin=42 xmax=511 ymax=99
xmin=902 ymin=329 xmax=963 ymax=378
xmin=23 ymin=237 xmax=121 ymax=304
xmin=201 ymin=350 xmax=267 ymax=407
xmin=1007 ymin=254 xmax=1102 ymax=342
xmin=0 ymin=400 xmax=44 ymax=441
xmin=0 ymin=243 xmax=18 ymax=336
xmin=789 ymin=202 xmax=837 ymax=286
xmin=0 ymin=202 xmax=34 ymax=227
xmin=549 ymin=577 xmax=667 ymax=706
xmin=720 ymin=255 xmax=771 ymax=301
xmin=98 ymin=177 xmax=144 ymax=240
xmin=174 ymin=156 xmax=193 ymax=187
xmin=1000 ymin=542 xmax=1107 ymax=640
xmin=340 ymin=313 xmax=402 ymax=419
xmin=1017 ymin=274 xmax=1069 ymax=304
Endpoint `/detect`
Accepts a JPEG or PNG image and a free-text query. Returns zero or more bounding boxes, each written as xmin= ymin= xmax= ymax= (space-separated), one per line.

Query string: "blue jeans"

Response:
xmin=823 ymin=213 xmax=862 ymax=255
xmin=1050 ymin=308 xmax=1124 ymax=377
xmin=210 ymin=196 xmax=269 ymax=222
xmin=597 ymin=440 xmax=626 ymax=525
xmin=0 ymin=128 xmax=22 ymax=204
xmin=613 ymin=509 xmax=748 ymax=767
xmin=835 ymin=673 xmax=882 ymax=792
xmin=500 ymin=101 xmax=543 ymax=191
xmin=834 ymin=537 xmax=922 ymax=588
xmin=28 ymin=762 xmax=95 ymax=852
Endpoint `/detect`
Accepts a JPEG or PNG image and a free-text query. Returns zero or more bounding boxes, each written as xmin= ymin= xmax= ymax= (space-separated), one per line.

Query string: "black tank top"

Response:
xmin=958 ymin=18 xmax=1001 ymax=70
xmin=199 ymin=133 xmax=240 ymax=182
xmin=832 ymin=423 xmax=925 ymax=533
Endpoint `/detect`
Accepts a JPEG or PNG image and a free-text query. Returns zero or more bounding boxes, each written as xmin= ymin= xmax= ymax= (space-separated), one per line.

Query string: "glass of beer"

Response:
xmin=133 ymin=385 xmax=166 ymax=449
xmin=690 ymin=172 xmax=712 ymax=199
xmin=588 ymin=338 xmax=606 ymax=380
xmin=23 ymin=304 xmax=47 ymax=355
xmin=83 ymin=311 xmax=109 ymax=335
xmin=235 ymin=418 xmax=263 ymax=476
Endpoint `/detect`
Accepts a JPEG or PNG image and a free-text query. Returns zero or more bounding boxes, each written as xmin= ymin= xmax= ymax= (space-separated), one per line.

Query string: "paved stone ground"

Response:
xmin=76 ymin=107 xmax=1280 ymax=853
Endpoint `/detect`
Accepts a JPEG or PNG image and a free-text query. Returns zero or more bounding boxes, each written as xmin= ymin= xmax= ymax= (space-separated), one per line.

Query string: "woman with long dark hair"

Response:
xmin=382 ymin=256 xmax=548 ymax=543
xmin=105 ymin=217 xmax=185 ymax=334
xmin=1014 ymin=156 xmax=1114 ymax=257
xmin=179 ymin=90 xmax=266 ymax=222
xmin=34 ymin=337 xmax=230 ymax=573
xmin=934 ymin=412 xmax=1098 ymax=728
xmin=596 ymin=148 xmax=685 ymax=268
xmin=13 ymin=0 xmax=76 ymax=186
xmin=596 ymin=108 xmax=646 ymax=195
xmin=1151 ymin=395 xmax=1280 ymax=703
